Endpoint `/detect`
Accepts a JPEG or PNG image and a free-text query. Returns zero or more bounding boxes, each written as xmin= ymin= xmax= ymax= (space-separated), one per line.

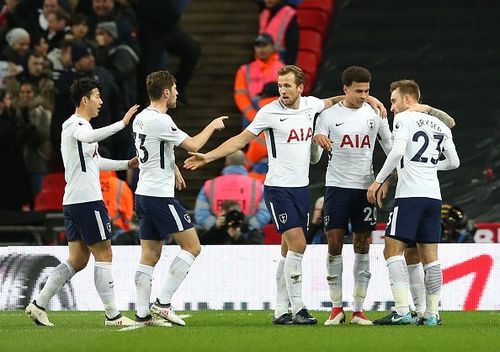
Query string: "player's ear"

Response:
xmin=163 ymin=88 xmax=170 ymax=100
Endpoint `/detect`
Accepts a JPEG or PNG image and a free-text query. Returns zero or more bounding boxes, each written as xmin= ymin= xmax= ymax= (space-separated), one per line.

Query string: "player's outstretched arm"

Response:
xmin=322 ymin=95 xmax=344 ymax=110
xmin=407 ymin=103 xmax=456 ymax=128
xmin=184 ymin=130 xmax=256 ymax=170
xmin=98 ymin=156 xmax=138 ymax=171
xmin=310 ymin=142 xmax=323 ymax=164
xmin=180 ymin=116 xmax=228 ymax=152
xmin=73 ymin=104 xmax=139 ymax=143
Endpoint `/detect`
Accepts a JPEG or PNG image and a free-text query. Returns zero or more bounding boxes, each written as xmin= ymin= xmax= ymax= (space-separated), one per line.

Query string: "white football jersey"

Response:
xmin=61 ymin=115 xmax=127 ymax=205
xmin=133 ymin=107 xmax=188 ymax=197
xmin=315 ymin=102 xmax=392 ymax=189
xmin=246 ymin=96 xmax=325 ymax=187
xmin=380 ymin=111 xmax=455 ymax=199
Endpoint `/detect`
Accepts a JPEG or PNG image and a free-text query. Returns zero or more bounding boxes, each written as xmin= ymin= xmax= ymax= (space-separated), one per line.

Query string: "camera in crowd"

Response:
xmin=221 ymin=200 xmax=246 ymax=230
xmin=440 ymin=204 xmax=475 ymax=243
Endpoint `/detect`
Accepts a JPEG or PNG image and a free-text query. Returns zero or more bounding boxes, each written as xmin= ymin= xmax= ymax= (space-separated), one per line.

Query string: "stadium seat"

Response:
xmin=299 ymin=30 xmax=323 ymax=58
xmin=35 ymin=189 xmax=64 ymax=211
xmin=262 ymin=223 xmax=281 ymax=244
xmin=296 ymin=51 xmax=319 ymax=94
xmin=297 ymin=9 xmax=329 ymax=37
xmin=297 ymin=0 xmax=335 ymax=18
xmin=41 ymin=173 xmax=65 ymax=190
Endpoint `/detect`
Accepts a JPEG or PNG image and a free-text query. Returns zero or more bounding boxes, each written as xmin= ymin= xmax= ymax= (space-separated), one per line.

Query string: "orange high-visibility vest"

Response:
xmin=234 ymin=53 xmax=283 ymax=124
xmin=100 ymin=171 xmax=133 ymax=231
xmin=203 ymin=174 xmax=263 ymax=216
xmin=258 ymin=5 xmax=296 ymax=53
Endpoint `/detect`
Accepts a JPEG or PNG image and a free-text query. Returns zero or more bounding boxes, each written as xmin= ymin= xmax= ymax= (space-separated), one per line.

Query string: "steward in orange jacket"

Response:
xmin=100 ymin=170 xmax=134 ymax=232
xmin=234 ymin=33 xmax=284 ymax=127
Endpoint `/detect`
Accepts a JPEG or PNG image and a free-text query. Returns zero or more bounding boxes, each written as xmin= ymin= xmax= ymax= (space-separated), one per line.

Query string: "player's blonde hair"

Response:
xmin=278 ymin=65 xmax=305 ymax=86
xmin=390 ymin=80 xmax=421 ymax=102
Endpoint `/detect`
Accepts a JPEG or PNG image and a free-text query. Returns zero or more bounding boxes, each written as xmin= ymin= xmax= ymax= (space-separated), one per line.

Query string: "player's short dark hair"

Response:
xmin=278 ymin=65 xmax=305 ymax=86
xmin=70 ymin=77 xmax=101 ymax=107
xmin=342 ymin=66 xmax=372 ymax=86
xmin=146 ymin=70 xmax=176 ymax=100
xmin=390 ymin=79 xmax=421 ymax=102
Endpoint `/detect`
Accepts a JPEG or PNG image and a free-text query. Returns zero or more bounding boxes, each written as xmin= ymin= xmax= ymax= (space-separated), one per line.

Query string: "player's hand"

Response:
xmin=367 ymin=96 xmax=387 ymax=118
xmin=313 ymin=134 xmax=332 ymax=151
xmin=376 ymin=181 xmax=389 ymax=208
xmin=174 ymin=165 xmax=186 ymax=190
xmin=210 ymin=116 xmax=229 ymax=131
xmin=184 ymin=152 xmax=210 ymax=170
xmin=122 ymin=104 xmax=140 ymax=126
xmin=366 ymin=181 xmax=382 ymax=204
xmin=407 ymin=103 xmax=430 ymax=113
xmin=127 ymin=156 xmax=139 ymax=169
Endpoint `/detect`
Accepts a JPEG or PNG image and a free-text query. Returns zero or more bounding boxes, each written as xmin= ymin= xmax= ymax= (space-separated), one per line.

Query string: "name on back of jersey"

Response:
xmin=416 ymin=117 xmax=442 ymax=132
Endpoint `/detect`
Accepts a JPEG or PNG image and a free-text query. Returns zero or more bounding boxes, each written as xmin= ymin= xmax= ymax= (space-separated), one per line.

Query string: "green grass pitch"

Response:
xmin=1 ymin=311 xmax=498 ymax=352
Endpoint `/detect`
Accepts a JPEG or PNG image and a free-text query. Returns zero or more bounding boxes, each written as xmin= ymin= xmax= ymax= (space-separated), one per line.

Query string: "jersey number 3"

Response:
xmin=410 ymin=131 xmax=444 ymax=165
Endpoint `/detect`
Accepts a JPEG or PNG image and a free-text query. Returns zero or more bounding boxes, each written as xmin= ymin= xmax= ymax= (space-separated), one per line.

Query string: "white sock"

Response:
xmin=157 ymin=250 xmax=195 ymax=305
xmin=386 ymin=255 xmax=410 ymax=316
xmin=326 ymin=254 xmax=343 ymax=308
xmin=284 ymin=251 xmax=305 ymax=315
xmin=36 ymin=261 xmax=75 ymax=308
xmin=135 ymin=264 xmax=154 ymax=318
xmin=423 ymin=261 xmax=442 ymax=319
xmin=353 ymin=253 xmax=371 ymax=312
xmin=94 ymin=261 xmax=119 ymax=319
xmin=274 ymin=256 xmax=289 ymax=318
xmin=407 ymin=263 xmax=426 ymax=317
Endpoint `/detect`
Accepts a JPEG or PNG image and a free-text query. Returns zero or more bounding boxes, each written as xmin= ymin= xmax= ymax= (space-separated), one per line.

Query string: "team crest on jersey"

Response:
xmin=367 ymin=119 xmax=375 ymax=130
xmin=395 ymin=121 xmax=402 ymax=130
xmin=279 ymin=213 xmax=288 ymax=224
xmin=324 ymin=215 xmax=330 ymax=226
xmin=184 ymin=214 xmax=191 ymax=223
xmin=169 ymin=125 xmax=179 ymax=133
xmin=106 ymin=222 xmax=111 ymax=233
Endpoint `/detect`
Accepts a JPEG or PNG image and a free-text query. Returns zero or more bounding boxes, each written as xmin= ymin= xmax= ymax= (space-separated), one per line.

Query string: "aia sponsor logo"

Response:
xmin=340 ymin=134 xmax=371 ymax=148
xmin=287 ymin=127 xmax=313 ymax=143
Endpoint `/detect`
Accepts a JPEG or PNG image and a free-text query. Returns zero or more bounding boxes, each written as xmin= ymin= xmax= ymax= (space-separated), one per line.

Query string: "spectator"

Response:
xmin=17 ymin=51 xmax=55 ymax=110
xmin=47 ymin=38 xmax=72 ymax=80
xmin=134 ymin=0 xmax=200 ymax=105
xmin=65 ymin=13 xmax=95 ymax=49
xmin=0 ymin=0 xmax=22 ymax=38
xmin=94 ymin=21 xmax=139 ymax=106
xmin=194 ymin=150 xmax=271 ymax=235
xmin=0 ymin=59 xmax=23 ymax=89
xmin=98 ymin=146 xmax=135 ymax=242
xmin=198 ymin=200 xmax=264 ymax=245
xmin=0 ymin=88 xmax=31 ymax=210
xmin=234 ymin=33 xmax=284 ymax=127
xmin=1 ymin=27 xmax=30 ymax=65
xmin=257 ymin=0 xmax=299 ymax=64
xmin=45 ymin=8 xmax=71 ymax=51
xmin=31 ymin=32 xmax=50 ymax=56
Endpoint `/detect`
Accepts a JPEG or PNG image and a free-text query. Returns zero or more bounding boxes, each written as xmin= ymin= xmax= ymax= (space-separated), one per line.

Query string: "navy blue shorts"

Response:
xmin=385 ymin=197 xmax=442 ymax=244
xmin=135 ymin=195 xmax=193 ymax=240
xmin=323 ymin=186 xmax=376 ymax=233
xmin=64 ymin=200 xmax=112 ymax=245
xmin=264 ymin=185 xmax=309 ymax=234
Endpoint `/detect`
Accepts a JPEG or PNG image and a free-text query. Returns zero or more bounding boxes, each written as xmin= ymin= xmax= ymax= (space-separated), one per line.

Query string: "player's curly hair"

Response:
xmin=146 ymin=70 xmax=176 ymax=100
xmin=342 ymin=66 xmax=371 ymax=86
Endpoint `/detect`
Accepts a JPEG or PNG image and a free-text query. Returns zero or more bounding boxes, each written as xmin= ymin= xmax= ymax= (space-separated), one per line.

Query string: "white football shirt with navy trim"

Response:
xmin=246 ymin=96 xmax=325 ymax=187
xmin=390 ymin=111 xmax=454 ymax=199
xmin=61 ymin=114 xmax=125 ymax=205
xmin=133 ymin=107 xmax=188 ymax=197
xmin=315 ymin=102 xmax=392 ymax=189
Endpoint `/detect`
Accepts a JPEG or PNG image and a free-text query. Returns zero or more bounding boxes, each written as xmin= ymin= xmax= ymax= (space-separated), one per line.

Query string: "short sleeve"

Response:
xmin=246 ymin=110 xmax=271 ymax=136
xmin=314 ymin=110 xmax=329 ymax=136
xmin=392 ymin=114 xmax=410 ymax=142
xmin=307 ymin=96 xmax=325 ymax=114
xmin=154 ymin=117 xmax=188 ymax=146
